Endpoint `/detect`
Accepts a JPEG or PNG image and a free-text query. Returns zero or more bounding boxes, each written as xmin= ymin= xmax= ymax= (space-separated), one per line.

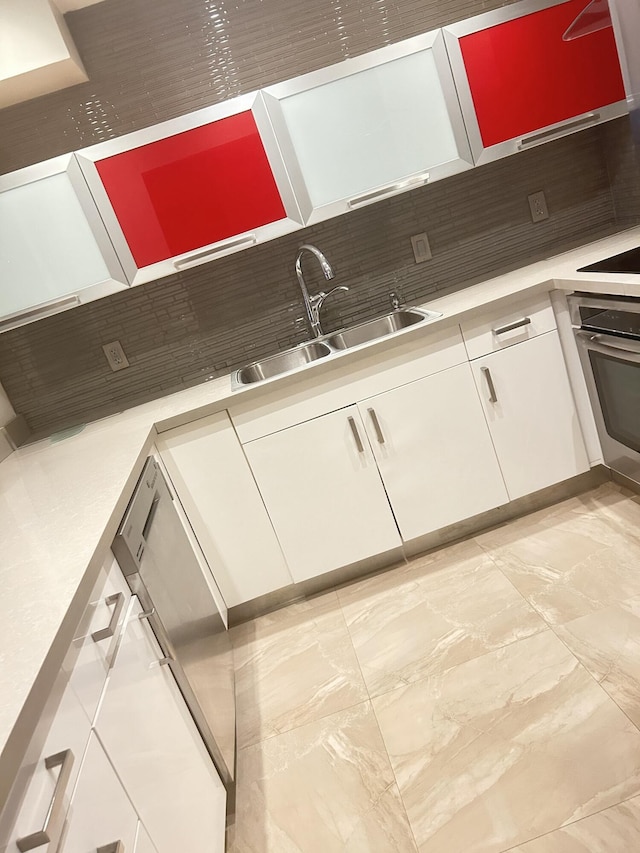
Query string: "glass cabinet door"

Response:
xmin=262 ymin=31 xmax=473 ymax=224
xmin=77 ymin=93 xmax=303 ymax=286
xmin=444 ymin=0 xmax=627 ymax=165
xmin=0 ymin=155 xmax=128 ymax=331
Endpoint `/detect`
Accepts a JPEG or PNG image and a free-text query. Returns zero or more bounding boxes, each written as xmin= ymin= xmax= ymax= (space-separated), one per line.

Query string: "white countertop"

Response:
xmin=2 ymin=224 xmax=640 ymax=793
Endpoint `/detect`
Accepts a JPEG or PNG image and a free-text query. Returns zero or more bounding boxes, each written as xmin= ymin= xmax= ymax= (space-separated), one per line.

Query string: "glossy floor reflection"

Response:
xmin=228 ymin=482 xmax=640 ymax=852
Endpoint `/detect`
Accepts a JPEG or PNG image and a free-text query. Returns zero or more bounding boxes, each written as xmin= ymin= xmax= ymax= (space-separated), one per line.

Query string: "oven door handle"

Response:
xmin=576 ymin=330 xmax=640 ymax=356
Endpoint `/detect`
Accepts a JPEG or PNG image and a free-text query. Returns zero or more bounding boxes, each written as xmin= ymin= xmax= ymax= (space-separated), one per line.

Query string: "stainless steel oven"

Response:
xmin=569 ymin=293 xmax=640 ymax=485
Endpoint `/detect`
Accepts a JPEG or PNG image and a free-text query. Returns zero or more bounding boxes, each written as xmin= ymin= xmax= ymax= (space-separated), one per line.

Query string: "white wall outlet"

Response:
xmin=411 ymin=232 xmax=432 ymax=263
xmin=103 ymin=340 xmax=130 ymax=371
xmin=528 ymin=191 xmax=549 ymax=223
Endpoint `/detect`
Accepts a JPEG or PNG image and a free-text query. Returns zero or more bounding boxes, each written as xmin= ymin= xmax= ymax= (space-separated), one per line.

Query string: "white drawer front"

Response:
xmin=0 ymin=555 xmax=130 ymax=853
xmin=460 ymin=294 xmax=556 ymax=360
xmin=59 ymin=733 xmax=138 ymax=853
xmin=68 ymin=554 xmax=130 ymax=727
xmin=0 ymin=674 xmax=90 ymax=853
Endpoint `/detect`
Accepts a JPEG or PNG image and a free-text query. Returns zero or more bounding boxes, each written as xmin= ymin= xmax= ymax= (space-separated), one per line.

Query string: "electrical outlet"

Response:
xmin=102 ymin=340 xmax=130 ymax=372
xmin=528 ymin=191 xmax=549 ymax=223
xmin=411 ymin=232 xmax=432 ymax=263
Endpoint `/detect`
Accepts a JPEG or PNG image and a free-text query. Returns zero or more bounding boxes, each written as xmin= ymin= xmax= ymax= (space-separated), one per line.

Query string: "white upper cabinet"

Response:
xmin=262 ymin=31 xmax=474 ymax=224
xmin=0 ymin=154 xmax=128 ymax=332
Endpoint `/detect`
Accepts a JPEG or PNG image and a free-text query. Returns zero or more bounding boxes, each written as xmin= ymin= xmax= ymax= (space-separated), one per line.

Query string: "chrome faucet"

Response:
xmin=295 ymin=244 xmax=349 ymax=338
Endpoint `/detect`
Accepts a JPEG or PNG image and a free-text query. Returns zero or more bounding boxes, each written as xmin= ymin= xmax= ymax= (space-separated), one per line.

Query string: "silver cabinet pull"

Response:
xmin=138 ymin=607 xmax=156 ymax=620
xmin=158 ymin=657 xmax=173 ymax=667
xmin=92 ymin=592 xmax=126 ymax=643
xmin=367 ymin=408 xmax=385 ymax=445
xmin=97 ymin=843 xmax=125 ymax=853
xmin=348 ymin=173 xmax=429 ymax=209
xmin=518 ymin=113 xmax=599 ymax=149
xmin=0 ymin=296 xmax=80 ymax=332
xmin=16 ymin=749 xmax=74 ymax=852
xmin=481 ymin=366 xmax=498 ymax=403
xmin=173 ymin=234 xmax=257 ymax=270
xmin=492 ymin=317 xmax=531 ymax=336
xmin=347 ymin=416 xmax=365 ymax=453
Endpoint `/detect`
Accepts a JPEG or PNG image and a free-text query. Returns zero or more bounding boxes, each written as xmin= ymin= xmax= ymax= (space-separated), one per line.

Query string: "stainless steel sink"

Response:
xmin=233 ymin=307 xmax=442 ymax=386
xmin=326 ymin=308 xmax=439 ymax=350
xmin=235 ymin=341 xmax=332 ymax=385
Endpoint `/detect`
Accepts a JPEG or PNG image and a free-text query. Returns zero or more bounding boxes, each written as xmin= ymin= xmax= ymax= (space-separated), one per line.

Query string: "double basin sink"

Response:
xmin=235 ymin=307 xmax=442 ymax=386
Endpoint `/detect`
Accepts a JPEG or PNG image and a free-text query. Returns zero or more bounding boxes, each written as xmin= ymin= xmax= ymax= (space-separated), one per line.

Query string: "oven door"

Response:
xmin=575 ymin=329 xmax=640 ymax=483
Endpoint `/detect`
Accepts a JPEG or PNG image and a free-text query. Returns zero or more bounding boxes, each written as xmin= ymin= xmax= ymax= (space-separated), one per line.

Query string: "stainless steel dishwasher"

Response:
xmin=112 ymin=456 xmax=236 ymax=797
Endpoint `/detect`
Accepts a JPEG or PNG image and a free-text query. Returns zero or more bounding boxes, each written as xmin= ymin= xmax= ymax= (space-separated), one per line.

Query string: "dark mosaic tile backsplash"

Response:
xmin=0 ymin=0 xmax=638 ymax=435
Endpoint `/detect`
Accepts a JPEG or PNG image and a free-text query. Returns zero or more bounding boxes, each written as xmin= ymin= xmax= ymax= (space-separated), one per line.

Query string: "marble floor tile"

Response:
xmin=228 ymin=701 xmax=418 ymax=852
xmin=337 ymin=539 xmax=547 ymax=698
xmin=232 ymin=591 xmax=368 ymax=749
xmin=555 ymin=595 xmax=640 ymax=729
xmin=372 ymin=631 xmax=640 ymax=853
xmin=476 ymin=484 xmax=640 ymax=625
xmin=510 ymin=795 xmax=640 ymax=852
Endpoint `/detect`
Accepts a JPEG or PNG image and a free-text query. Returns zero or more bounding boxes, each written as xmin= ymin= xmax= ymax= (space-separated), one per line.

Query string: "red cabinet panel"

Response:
xmin=95 ymin=112 xmax=286 ymax=267
xmin=459 ymin=0 xmax=625 ymax=147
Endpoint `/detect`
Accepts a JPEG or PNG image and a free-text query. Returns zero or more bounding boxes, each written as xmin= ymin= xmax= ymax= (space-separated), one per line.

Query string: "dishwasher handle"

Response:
xmin=141 ymin=494 xmax=160 ymax=541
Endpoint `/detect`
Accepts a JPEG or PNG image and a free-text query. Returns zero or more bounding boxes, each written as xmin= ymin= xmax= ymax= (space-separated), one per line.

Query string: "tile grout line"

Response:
xmin=497 ymin=791 xmax=640 ymax=852
xmin=473 ymin=505 xmax=640 ymax=742
xmin=334 ymin=587 xmax=421 ymax=851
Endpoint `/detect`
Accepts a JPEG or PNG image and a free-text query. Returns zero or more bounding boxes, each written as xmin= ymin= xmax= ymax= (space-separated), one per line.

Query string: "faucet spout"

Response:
xmin=295 ymin=245 xmax=347 ymax=338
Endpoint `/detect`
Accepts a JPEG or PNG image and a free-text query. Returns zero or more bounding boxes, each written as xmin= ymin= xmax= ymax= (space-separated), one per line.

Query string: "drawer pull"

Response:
xmin=92 ymin=592 xmax=126 ymax=642
xmin=138 ymin=607 xmax=156 ymax=620
xmin=16 ymin=749 xmax=74 ymax=851
xmin=481 ymin=366 xmax=498 ymax=404
xmin=97 ymin=843 xmax=125 ymax=853
xmin=517 ymin=113 xmax=599 ymax=148
xmin=367 ymin=408 xmax=386 ymax=445
xmin=348 ymin=416 xmax=365 ymax=454
xmin=492 ymin=316 xmax=531 ymax=336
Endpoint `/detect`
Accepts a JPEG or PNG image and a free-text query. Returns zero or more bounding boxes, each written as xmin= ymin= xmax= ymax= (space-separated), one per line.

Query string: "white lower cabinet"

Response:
xmin=94 ymin=597 xmax=227 ymax=853
xmin=243 ymin=405 xmax=403 ymax=581
xmin=157 ymin=411 xmax=292 ymax=606
xmin=359 ymin=362 xmax=509 ymax=541
xmin=470 ymin=330 xmax=590 ymax=500
xmin=243 ymin=364 xmax=509 ymax=580
xmin=59 ymin=733 xmax=140 ymax=853
xmin=0 ymin=555 xmax=130 ymax=853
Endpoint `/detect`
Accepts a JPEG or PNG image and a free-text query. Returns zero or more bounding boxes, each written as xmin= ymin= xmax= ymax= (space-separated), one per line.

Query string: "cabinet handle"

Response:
xmin=367 ymin=408 xmax=385 ymax=445
xmin=138 ymin=607 xmax=156 ymax=620
xmin=492 ymin=316 xmax=531 ymax=336
xmin=347 ymin=416 xmax=365 ymax=453
xmin=91 ymin=592 xmax=126 ymax=642
xmin=97 ymin=843 xmax=125 ymax=853
xmin=518 ymin=113 xmax=599 ymax=149
xmin=16 ymin=749 xmax=74 ymax=852
xmin=0 ymin=296 xmax=80 ymax=332
xmin=347 ymin=173 xmax=430 ymax=209
xmin=481 ymin=366 xmax=498 ymax=404
xmin=173 ymin=235 xmax=257 ymax=270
